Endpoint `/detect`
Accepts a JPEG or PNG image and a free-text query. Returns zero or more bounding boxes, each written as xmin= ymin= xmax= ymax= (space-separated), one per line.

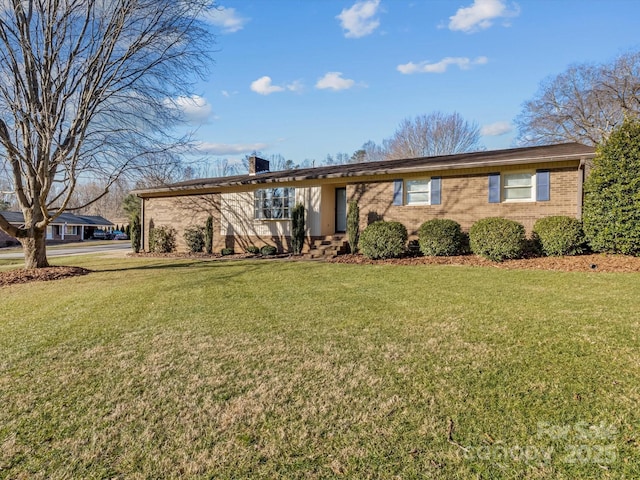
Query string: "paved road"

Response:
xmin=0 ymin=242 xmax=131 ymax=259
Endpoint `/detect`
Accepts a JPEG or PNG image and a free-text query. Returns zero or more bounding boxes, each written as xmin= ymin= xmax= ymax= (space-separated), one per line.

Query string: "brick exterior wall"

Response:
xmin=143 ymin=193 xmax=318 ymax=254
xmin=347 ymin=166 xmax=579 ymax=236
xmin=143 ymin=194 xmax=221 ymax=252
xmin=142 ymin=162 xmax=582 ymax=252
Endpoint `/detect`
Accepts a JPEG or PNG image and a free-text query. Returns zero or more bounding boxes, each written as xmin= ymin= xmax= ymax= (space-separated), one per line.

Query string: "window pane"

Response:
xmin=504 ymin=173 xmax=532 ymax=187
xmin=254 ymin=188 xmax=296 ymax=219
xmin=504 ymin=187 xmax=532 ymax=200
xmin=407 ymin=192 xmax=430 ymax=204
xmin=406 ymin=180 xmax=429 ymax=193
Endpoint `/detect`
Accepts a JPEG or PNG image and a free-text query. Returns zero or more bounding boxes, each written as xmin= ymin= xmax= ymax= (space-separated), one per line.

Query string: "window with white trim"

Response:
xmin=65 ymin=225 xmax=78 ymax=235
xmin=405 ymin=179 xmax=431 ymax=205
xmin=254 ymin=187 xmax=295 ymax=219
xmin=503 ymin=172 xmax=535 ymax=201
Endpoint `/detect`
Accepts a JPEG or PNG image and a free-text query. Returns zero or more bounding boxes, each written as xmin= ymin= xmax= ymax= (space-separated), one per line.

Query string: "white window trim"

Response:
xmin=405 ymin=178 xmax=431 ymax=206
xmin=502 ymin=171 xmax=536 ymax=203
xmin=254 ymin=187 xmax=296 ymax=220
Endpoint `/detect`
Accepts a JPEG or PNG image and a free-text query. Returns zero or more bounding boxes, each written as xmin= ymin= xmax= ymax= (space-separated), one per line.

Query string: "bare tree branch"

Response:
xmin=0 ymin=0 xmax=214 ymax=267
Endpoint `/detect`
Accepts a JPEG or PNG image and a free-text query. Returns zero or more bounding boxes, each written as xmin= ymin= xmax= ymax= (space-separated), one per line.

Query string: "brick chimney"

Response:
xmin=248 ymin=156 xmax=270 ymax=175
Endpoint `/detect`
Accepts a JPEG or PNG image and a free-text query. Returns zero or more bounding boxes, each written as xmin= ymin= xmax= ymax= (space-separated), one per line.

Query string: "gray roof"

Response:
xmin=134 ymin=143 xmax=595 ymax=197
xmin=0 ymin=211 xmax=114 ymax=226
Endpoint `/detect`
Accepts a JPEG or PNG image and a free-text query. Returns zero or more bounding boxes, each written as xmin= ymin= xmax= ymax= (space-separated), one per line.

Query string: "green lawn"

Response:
xmin=1 ymin=257 xmax=638 ymax=479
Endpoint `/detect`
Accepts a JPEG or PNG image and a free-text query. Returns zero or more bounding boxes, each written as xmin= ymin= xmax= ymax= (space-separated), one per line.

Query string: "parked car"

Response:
xmin=92 ymin=229 xmax=113 ymax=240
xmin=114 ymin=231 xmax=129 ymax=240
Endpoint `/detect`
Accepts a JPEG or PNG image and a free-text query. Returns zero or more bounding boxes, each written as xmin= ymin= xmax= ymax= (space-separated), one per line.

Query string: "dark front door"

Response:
xmin=335 ymin=187 xmax=347 ymax=233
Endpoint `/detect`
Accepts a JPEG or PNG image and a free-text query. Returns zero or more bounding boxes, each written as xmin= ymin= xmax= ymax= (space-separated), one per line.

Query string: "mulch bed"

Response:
xmin=2 ymin=253 xmax=639 ymax=288
xmin=329 ymin=253 xmax=640 ymax=273
xmin=0 ymin=266 xmax=91 ymax=287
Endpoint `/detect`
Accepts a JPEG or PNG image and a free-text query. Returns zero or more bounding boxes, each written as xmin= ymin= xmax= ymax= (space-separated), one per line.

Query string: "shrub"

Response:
xmin=261 ymin=245 xmax=277 ymax=256
xmin=221 ymin=247 xmax=234 ymax=256
xmin=130 ymin=214 xmax=141 ymax=253
xmin=183 ymin=226 xmax=205 ymax=253
xmin=347 ymin=201 xmax=360 ymax=253
xmin=204 ymin=215 xmax=213 ymax=254
xmin=359 ymin=221 xmax=408 ymax=259
xmin=246 ymin=245 xmax=260 ymax=254
xmin=533 ymin=216 xmax=585 ymax=256
xmin=418 ymin=219 xmax=464 ymax=256
xmin=291 ymin=203 xmax=305 ymax=255
xmin=583 ymin=118 xmax=640 ymax=255
xmin=149 ymin=226 xmax=176 ymax=253
xmin=469 ymin=217 xmax=525 ymax=262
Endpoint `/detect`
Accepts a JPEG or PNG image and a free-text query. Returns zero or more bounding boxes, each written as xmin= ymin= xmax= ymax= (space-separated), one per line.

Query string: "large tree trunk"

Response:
xmin=20 ymin=228 xmax=49 ymax=269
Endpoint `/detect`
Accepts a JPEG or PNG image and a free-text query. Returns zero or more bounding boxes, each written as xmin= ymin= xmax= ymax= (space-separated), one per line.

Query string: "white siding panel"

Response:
xmin=220 ymin=187 xmax=321 ymax=237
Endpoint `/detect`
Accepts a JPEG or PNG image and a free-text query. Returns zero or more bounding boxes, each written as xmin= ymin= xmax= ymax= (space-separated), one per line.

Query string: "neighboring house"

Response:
xmin=0 ymin=212 xmax=114 ymax=246
xmin=134 ymin=143 xmax=595 ymax=254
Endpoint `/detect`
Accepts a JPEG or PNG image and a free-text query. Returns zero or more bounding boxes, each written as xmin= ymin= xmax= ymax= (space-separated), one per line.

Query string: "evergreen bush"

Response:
xmin=347 ymin=201 xmax=360 ymax=253
xmin=204 ymin=215 xmax=214 ymax=254
xmin=149 ymin=226 xmax=176 ymax=253
xmin=583 ymin=118 xmax=640 ymax=255
xmin=183 ymin=226 xmax=205 ymax=253
xmin=418 ymin=219 xmax=464 ymax=256
xmin=359 ymin=221 xmax=408 ymax=259
xmin=533 ymin=216 xmax=585 ymax=256
xmin=291 ymin=203 xmax=305 ymax=255
xmin=260 ymin=245 xmax=277 ymax=256
xmin=469 ymin=217 xmax=525 ymax=262
xmin=131 ymin=214 xmax=141 ymax=253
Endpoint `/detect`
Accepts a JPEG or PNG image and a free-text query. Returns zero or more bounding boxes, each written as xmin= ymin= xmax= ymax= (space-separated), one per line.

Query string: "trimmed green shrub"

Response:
xmin=261 ymin=245 xmax=277 ymax=256
xmin=359 ymin=221 xmax=408 ymax=259
xmin=533 ymin=216 xmax=585 ymax=256
xmin=347 ymin=201 xmax=360 ymax=253
xmin=469 ymin=217 xmax=525 ymax=262
xmin=246 ymin=245 xmax=260 ymax=254
xmin=204 ymin=215 xmax=214 ymax=254
xmin=183 ymin=226 xmax=205 ymax=253
xmin=149 ymin=226 xmax=176 ymax=253
xmin=221 ymin=247 xmax=234 ymax=256
xmin=583 ymin=118 xmax=640 ymax=255
xmin=130 ymin=214 xmax=141 ymax=253
xmin=291 ymin=203 xmax=305 ymax=255
xmin=418 ymin=218 xmax=464 ymax=256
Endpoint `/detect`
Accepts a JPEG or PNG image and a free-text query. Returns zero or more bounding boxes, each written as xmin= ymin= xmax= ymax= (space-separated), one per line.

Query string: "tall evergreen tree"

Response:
xmin=583 ymin=118 xmax=640 ymax=255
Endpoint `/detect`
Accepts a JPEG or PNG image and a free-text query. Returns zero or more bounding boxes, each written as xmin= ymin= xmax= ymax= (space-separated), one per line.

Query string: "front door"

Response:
xmin=335 ymin=187 xmax=347 ymax=233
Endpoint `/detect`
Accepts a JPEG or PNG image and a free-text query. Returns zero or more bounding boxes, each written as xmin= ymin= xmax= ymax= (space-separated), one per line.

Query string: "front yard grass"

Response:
xmin=0 ymin=257 xmax=638 ymax=478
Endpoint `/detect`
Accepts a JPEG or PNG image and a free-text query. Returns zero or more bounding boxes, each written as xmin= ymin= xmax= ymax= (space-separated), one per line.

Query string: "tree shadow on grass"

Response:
xmin=95 ymin=258 xmax=274 ymax=280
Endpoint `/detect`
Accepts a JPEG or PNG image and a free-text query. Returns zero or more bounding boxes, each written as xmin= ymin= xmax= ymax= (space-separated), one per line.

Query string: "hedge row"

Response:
xmin=358 ymin=216 xmax=587 ymax=262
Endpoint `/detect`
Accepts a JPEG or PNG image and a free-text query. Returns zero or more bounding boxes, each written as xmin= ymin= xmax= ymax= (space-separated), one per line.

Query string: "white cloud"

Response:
xmin=315 ymin=72 xmax=356 ymax=91
xmin=204 ymin=6 xmax=248 ymax=33
xmin=196 ymin=142 xmax=270 ymax=155
xmin=336 ymin=0 xmax=381 ymax=38
xmin=481 ymin=121 xmax=513 ymax=136
xmin=250 ymin=76 xmax=285 ymax=95
xmin=448 ymin=0 xmax=520 ymax=33
xmin=397 ymin=56 xmax=488 ymax=74
xmin=168 ymin=95 xmax=213 ymax=124
xmin=250 ymin=76 xmax=303 ymax=95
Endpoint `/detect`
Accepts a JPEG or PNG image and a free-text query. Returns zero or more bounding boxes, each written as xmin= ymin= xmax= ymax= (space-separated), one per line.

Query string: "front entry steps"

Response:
xmin=304 ymin=235 xmax=349 ymax=259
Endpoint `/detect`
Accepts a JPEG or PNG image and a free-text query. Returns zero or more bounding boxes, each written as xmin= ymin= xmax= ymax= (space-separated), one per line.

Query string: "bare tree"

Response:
xmin=515 ymin=50 xmax=640 ymax=146
xmin=0 ymin=0 xmax=213 ymax=268
xmin=384 ymin=112 xmax=482 ymax=159
xmin=359 ymin=140 xmax=386 ymax=163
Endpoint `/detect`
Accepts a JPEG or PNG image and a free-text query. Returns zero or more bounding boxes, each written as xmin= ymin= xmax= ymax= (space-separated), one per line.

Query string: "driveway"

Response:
xmin=0 ymin=242 xmax=131 ymax=259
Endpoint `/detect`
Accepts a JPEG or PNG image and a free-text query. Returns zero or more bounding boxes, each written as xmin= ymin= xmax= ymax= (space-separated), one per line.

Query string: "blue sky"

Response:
xmin=182 ymin=0 xmax=640 ymax=166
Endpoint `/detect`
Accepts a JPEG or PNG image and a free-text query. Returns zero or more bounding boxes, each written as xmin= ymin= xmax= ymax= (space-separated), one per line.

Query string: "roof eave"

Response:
xmin=134 ymin=151 xmax=594 ymax=198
